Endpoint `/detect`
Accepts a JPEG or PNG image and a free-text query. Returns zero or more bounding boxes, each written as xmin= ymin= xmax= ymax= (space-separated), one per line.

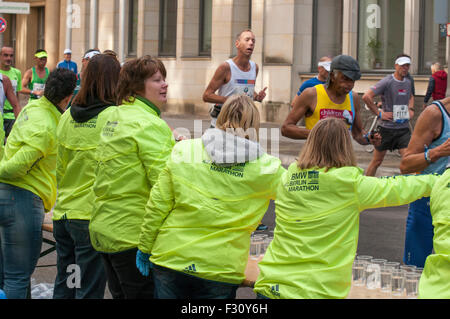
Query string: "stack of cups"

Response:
xmin=249 ymin=234 xmax=264 ymax=260
xmin=380 ymin=262 xmax=400 ymax=293
xmin=365 ymin=259 xmax=387 ymax=290
xmin=400 ymin=265 xmax=421 ymax=298
xmin=352 ymin=255 xmax=423 ymax=298
xmin=352 ymin=255 xmax=373 ymax=286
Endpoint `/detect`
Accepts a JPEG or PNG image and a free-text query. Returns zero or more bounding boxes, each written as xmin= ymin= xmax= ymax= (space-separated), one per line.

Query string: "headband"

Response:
xmin=35 ymin=52 xmax=48 ymax=59
xmin=318 ymin=61 xmax=331 ymax=72
xmin=395 ymin=57 xmax=411 ymax=66
xmin=83 ymin=50 xmax=101 ymax=60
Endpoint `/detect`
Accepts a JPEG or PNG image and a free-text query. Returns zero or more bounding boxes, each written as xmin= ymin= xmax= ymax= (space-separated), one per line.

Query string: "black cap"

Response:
xmin=331 ymin=55 xmax=361 ymax=81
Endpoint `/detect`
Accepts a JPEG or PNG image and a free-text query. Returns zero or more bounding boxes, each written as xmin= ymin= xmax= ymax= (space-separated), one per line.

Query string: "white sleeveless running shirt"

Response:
xmin=218 ymin=59 xmax=257 ymax=100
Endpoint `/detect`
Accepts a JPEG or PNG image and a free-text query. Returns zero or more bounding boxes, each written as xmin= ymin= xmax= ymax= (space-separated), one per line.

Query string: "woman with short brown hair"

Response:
xmin=89 ymin=55 xmax=175 ymax=299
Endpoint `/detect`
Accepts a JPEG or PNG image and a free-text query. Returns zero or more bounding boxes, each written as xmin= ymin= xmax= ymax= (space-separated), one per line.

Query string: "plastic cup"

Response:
xmin=385 ymin=261 xmax=400 ymax=269
xmin=352 ymin=260 xmax=367 ymax=287
xmin=400 ymin=265 xmax=417 ymax=273
xmin=259 ymin=234 xmax=269 ymax=255
xmin=365 ymin=262 xmax=382 ymax=290
xmin=371 ymin=259 xmax=387 ymax=266
xmin=405 ymin=272 xmax=421 ymax=298
xmin=356 ymin=255 xmax=373 ymax=263
xmin=391 ymin=269 xmax=405 ymax=296
xmin=249 ymin=235 xmax=264 ymax=260
xmin=414 ymin=267 xmax=424 ymax=274
xmin=380 ymin=266 xmax=393 ymax=293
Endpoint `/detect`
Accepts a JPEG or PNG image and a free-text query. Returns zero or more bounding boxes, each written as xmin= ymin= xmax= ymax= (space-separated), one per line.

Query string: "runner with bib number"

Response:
xmin=363 ymin=54 xmax=415 ymax=176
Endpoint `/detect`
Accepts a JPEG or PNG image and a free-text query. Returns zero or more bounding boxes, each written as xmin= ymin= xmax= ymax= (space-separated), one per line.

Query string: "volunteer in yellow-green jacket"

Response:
xmin=137 ymin=94 xmax=286 ymax=299
xmin=253 ymin=118 xmax=439 ymax=299
xmin=52 ymin=54 xmax=121 ymax=299
xmin=419 ymin=159 xmax=450 ymax=299
xmin=0 ymin=69 xmax=76 ymax=299
xmin=89 ymin=56 xmax=175 ymax=299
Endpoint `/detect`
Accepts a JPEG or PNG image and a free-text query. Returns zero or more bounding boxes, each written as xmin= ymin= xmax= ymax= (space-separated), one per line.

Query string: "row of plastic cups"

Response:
xmin=352 ymin=255 xmax=423 ymax=298
xmin=249 ymin=233 xmax=273 ymax=259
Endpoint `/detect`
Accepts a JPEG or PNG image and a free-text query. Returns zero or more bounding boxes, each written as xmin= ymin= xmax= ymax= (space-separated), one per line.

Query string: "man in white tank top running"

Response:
xmin=203 ymin=29 xmax=267 ymax=128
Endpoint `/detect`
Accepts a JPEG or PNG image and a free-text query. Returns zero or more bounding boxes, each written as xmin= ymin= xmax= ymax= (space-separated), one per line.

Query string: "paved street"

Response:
xmin=33 ymin=113 xmax=411 ymax=299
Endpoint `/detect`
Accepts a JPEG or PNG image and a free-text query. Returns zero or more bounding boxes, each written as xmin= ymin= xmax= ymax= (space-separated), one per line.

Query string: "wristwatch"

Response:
xmin=424 ymin=149 xmax=432 ymax=164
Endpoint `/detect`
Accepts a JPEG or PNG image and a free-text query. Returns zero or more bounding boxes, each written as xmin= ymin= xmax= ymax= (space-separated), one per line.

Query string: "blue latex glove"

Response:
xmin=136 ymin=250 xmax=152 ymax=277
xmin=0 ymin=289 xmax=6 ymax=299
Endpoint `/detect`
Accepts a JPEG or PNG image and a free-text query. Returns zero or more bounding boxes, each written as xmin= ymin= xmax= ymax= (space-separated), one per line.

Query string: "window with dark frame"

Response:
xmin=311 ymin=0 xmax=343 ymax=72
xmin=128 ymin=0 xmax=138 ymax=57
xmin=199 ymin=0 xmax=212 ymax=56
xmin=37 ymin=7 xmax=45 ymax=50
xmin=159 ymin=0 xmax=177 ymax=57
xmin=418 ymin=0 xmax=449 ymax=74
xmin=357 ymin=0 xmax=405 ymax=71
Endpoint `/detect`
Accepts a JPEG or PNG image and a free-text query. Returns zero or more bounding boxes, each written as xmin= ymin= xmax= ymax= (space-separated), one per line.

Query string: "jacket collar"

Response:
xmin=39 ymin=96 xmax=65 ymax=118
xmin=129 ymin=96 xmax=162 ymax=117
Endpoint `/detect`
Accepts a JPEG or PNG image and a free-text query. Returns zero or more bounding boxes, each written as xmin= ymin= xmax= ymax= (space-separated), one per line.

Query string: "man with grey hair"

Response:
xmin=297 ymin=56 xmax=332 ymax=96
xmin=282 ymin=55 xmax=380 ymax=147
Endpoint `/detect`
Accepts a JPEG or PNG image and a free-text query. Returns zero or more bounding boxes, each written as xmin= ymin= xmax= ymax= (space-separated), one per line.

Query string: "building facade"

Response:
xmin=0 ymin=0 xmax=449 ymax=123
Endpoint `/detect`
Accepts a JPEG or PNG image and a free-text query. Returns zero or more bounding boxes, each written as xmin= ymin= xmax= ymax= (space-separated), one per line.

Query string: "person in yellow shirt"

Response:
xmin=253 ymin=118 xmax=438 ymax=299
xmin=137 ymin=94 xmax=285 ymax=299
xmin=281 ymin=55 xmax=380 ymax=147
xmin=0 ymin=69 xmax=76 ymax=299
xmin=52 ymin=54 xmax=121 ymax=299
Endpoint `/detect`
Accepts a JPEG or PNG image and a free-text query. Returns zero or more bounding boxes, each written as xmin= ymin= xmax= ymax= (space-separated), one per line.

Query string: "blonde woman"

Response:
xmin=253 ymin=117 xmax=439 ymax=299
xmin=137 ymin=94 xmax=285 ymax=299
xmin=424 ymin=62 xmax=447 ymax=109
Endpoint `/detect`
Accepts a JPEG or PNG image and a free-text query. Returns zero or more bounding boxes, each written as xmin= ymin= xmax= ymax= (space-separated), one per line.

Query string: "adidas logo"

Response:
xmin=270 ymin=284 xmax=280 ymax=297
xmin=184 ymin=264 xmax=197 ymax=274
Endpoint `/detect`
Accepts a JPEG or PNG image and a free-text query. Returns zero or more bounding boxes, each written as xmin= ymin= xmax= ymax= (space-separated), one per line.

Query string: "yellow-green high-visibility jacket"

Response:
xmin=89 ymin=96 xmax=175 ymax=253
xmin=0 ymin=97 xmax=63 ymax=212
xmin=0 ymin=116 xmax=4 ymax=160
xmin=254 ymin=164 xmax=438 ymax=299
xmin=138 ymin=135 xmax=286 ymax=285
xmin=419 ymin=168 xmax=450 ymax=299
xmin=53 ymin=106 xmax=117 ymax=221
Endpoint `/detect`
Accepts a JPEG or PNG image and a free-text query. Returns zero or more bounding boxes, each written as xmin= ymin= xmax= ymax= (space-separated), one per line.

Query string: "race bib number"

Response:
xmin=233 ymin=79 xmax=255 ymax=98
xmin=33 ymin=83 xmax=45 ymax=98
xmin=393 ymin=104 xmax=410 ymax=123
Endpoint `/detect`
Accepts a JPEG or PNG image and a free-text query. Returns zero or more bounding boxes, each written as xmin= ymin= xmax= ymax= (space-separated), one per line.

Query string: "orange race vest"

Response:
xmin=305 ymin=84 xmax=355 ymax=130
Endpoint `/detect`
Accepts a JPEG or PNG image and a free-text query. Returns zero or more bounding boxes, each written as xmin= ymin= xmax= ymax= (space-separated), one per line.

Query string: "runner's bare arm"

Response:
xmin=281 ymin=87 xmax=315 ymax=140
xmin=400 ymin=105 xmax=450 ymax=174
xmin=21 ymin=69 xmax=33 ymax=95
xmin=202 ymin=62 xmax=231 ymax=105
xmin=408 ymin=95 xmax=415 ymax=120
xmin=351 ymin=93 xmax=381 ymax=146
xmin=2 ymin=76 xmax=22 ymax=118
xmin=252 ymin=64 xmax=267 ymax=102
xmin=362 ymin=88 xmax=393 ymax=121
